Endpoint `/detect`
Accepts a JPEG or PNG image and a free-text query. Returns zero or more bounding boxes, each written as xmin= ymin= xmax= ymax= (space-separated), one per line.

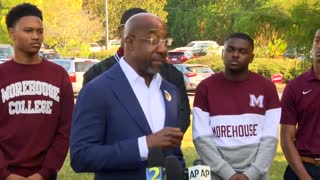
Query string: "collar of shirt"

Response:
xmin=306 ymin=67 xmax=319 ymax=81
xmin=119 ymin=57 xmax=162 ymax=88
xmin=114 ymin=47 xmax=124 ymax=62
xmin=119 ymin=57 xmax=165 ymax=134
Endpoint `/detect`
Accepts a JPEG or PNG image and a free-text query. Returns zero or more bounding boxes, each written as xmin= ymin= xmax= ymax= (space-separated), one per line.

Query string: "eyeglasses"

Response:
xmin=129 ymin=35 xmax=170 ymax=46
xmin=139 ymin=37 xmax=170 ymax=46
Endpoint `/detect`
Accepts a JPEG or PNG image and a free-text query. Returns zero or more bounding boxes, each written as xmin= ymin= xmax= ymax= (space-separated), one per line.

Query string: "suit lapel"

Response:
xmin=108 ymin=64 xmax=152 ymax=134
xmin=160 ymin=81 xmax=176 ymax=127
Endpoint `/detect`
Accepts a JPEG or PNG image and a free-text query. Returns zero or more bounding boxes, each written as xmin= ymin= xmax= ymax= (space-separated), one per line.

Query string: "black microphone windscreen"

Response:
xmin=193 ymin=159 xmax=203 ymax=166
xmin=147 ymin=147 xmax=165 ymax=167
xmin=165 ymin=155 xmax=183 ymax=180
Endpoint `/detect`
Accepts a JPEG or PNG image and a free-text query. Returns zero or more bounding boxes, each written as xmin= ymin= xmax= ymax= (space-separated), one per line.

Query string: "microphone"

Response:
xmin=165 ymin=155 xmax=184 ymax=180
xmin=146 ymin=147 xmax=165 ymax=180
xmin=188 ymin=159 xmax=211 ymax=180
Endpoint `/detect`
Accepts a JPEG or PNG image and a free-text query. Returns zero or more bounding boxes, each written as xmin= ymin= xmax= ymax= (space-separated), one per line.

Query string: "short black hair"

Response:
xmin=120 ymin=8 xmax=147 ymax=25
xmin=5 ymin=3 xmax=43 ymax=29
xmin=225 ymin=32 xmax=254 ymax=50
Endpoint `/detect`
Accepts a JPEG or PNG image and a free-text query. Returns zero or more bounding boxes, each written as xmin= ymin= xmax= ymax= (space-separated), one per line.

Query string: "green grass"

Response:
xmin=58 ymin=126 xmax=286 ymax=179
xmin=59 ymin=85 xmax=287 ymax=179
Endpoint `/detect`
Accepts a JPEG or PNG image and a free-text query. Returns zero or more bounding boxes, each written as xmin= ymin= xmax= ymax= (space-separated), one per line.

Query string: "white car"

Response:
xmin=175 ymin=40 xmax=219 ymax=56
xmin=50 ymin=58 xmax=100 ymax=95
xmin=173 ymin=64 xmax=214 ymax=91
xmin=0 ymin=59 xmax=9 ymax=64
xmin=0 ymin=44 xmax=14 ymax=59
xmin=89 ymin=43 xmax=103 ymax=52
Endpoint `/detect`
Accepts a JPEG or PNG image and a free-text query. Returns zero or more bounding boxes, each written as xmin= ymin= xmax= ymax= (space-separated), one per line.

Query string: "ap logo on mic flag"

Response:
xmin=146 ymin=167 xmax=164 ymax=180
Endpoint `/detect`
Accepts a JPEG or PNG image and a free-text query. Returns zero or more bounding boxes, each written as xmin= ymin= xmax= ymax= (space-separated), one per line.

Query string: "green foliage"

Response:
xmin=283 ymin=1 xmax=320 ymax=54
xmin=0 ymin=0 xmax=42 ymax=43
xmin=40 ymin=0 xmax=103 ymax=51
xmin=267 ymin=38 xmax=287 ymax=58
xmin=88 ymin=49 xmax=117 ymax=60
xmin=57 ymin=43 xmax=90 ymax=58
xmin=82 ymin=0 xmax=168 ymax=41
xmin=187 ymin=55 xmax=310 ymax=82
xmin=166 ymin=0 xmax=320 ymax=58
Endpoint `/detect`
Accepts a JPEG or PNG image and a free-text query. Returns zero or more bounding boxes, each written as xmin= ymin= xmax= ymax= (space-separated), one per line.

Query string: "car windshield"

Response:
xmin=195 ymin=43 xmax=211 ymax=48
xmin=75 ymin=62 xmax=97 ymax=72
xmin=187 ymin=66 xmax=213 ymax=73
xmin=43 ymin=53 xmax=61 ymax=59
xmin=186 ymin=43 xmax=196 ymax=47
xmin=0 ymin=59 xmax=8 ymax=63
xmin=91 ymin=43 xmax=100 ymax=47
xmin=0 ymin=46 xmax=14 ymax=58
xmin=51 ymin=60 xmax=72 ymax=72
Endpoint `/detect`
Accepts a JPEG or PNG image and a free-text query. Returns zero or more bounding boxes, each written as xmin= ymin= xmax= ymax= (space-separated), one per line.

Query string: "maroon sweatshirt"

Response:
xmin=0 ymin=59 xmax=74 ymax=179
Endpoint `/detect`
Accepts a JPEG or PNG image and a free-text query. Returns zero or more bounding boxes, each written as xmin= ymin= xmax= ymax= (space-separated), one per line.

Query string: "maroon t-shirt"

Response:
xmin=280 ymin=68 xmax=320 ymax=157
xmin=0 ymin=59 xmax=74 ymax=179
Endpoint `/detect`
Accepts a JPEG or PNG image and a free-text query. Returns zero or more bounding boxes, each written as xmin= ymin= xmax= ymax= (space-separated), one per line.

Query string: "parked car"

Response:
xmin=173 ymin=64 xmax=214 ymax=91
xmin=0 ymin=44 xmax=14 ymax=59
xmin=167 ymin=50 xmax=193 ymax=64
xmin=89 ymin=43 xmax=103 ymax=52
xmin=282 ymin=47 xmax=311 ymax=60
xmin=39 ymin=49 xmax=61 ymax=59
xmin=0 ymin=59 xmax=9 ymax=64
xmin=50 ymin=58 xmax=100 ymax=95
xmin=174 ymin=40 xmax=219 ymax=56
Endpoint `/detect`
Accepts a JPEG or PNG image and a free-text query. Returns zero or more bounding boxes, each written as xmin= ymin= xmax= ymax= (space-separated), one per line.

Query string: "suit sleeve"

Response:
xmin=83 ymin=65 xmax=98 ymax=86
xmin=192 ymin=83 xmax=236 ymax=179
xmin=70 ymin=84 xmax=143 ymax=172
xmin=176 ymin=69 xmax=191 ymax=133
xmin=38 ymin=70 xmax=74 ymax=179
xmin=162 ymin=64 xmax=190 ymax=133
xmin=163 ymin=87 xmax=185 ymax=168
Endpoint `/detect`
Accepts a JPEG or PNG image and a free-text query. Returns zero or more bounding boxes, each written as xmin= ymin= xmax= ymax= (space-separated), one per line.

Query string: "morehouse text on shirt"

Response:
xmin=1 ymin=80 xmax=60 ymax=115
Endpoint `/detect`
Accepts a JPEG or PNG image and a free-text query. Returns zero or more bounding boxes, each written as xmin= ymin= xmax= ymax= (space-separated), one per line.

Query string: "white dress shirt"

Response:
xmin=119 ymin=58 xmax=165 ymax=159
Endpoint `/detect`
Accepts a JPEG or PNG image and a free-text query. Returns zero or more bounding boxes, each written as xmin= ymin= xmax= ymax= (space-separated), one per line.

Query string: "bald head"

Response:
xmin=124 ymin=13 xmax=166 ymax=39
xmin=122 ymin=13 xmax=168 ymax=80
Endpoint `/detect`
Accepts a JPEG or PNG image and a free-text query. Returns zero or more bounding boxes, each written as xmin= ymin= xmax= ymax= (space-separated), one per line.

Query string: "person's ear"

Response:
xmin=221 ymin=49 xmax=224 ymax=59
xmin=8 ymin=28 xmax=15 ymax=41
xmin=124 ymin=36 xmax=134 ymax=50
xmin=249 ymin=53 xmax=255 ymax=63
xmin=117 ymin=24 xmax=124 ymax=38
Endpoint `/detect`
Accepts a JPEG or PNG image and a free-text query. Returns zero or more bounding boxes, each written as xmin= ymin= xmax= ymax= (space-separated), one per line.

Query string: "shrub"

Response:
xmin=88 ymin=48 xmax=117 ymax=60
xmin=186 ymin=55 xmax=311 ymax=82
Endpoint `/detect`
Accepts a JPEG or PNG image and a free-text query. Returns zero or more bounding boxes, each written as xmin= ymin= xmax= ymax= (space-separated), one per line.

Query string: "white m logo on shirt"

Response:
xmin=249 ymin=94 xmax=264 ymax=108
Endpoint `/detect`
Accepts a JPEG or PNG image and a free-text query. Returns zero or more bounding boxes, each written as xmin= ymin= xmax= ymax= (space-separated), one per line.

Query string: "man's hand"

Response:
xmin=229 ymin=173 xmax=249 ymax=180
xmin=5 ymin=174 xmax=26 ymax=180
xmin=27 ymin=174 xmax=43 ymax=180
xmin=146 ymin=127 xmax=183 ymax=149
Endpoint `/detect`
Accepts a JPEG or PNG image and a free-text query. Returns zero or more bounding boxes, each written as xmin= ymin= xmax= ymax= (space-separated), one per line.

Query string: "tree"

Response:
xmin=0 ymin=0 xmax=42 ymax=43
xmin=82 ymin=0 xmax=168 ymax=41
xmin=40 ymin=0 xmax=104 ymax=56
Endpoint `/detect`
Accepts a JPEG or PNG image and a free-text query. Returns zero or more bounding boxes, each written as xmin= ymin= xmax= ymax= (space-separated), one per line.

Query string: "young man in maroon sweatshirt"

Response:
xmin=0 ymin=3 xmax=74 ymax=180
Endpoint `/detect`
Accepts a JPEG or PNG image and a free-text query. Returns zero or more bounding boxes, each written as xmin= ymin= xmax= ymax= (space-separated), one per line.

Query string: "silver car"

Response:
xmin=50 ymin=58 xmax=100 ymax=95
xmin=173 ymin=64 xmax=214 ymax=91
xmin=0 ymin=44 xmax=14 ymax=58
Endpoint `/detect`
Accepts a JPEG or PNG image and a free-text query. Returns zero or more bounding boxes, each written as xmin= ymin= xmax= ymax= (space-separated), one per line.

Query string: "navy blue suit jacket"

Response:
xmin=70 ymin=63 xmax=185 ymax=180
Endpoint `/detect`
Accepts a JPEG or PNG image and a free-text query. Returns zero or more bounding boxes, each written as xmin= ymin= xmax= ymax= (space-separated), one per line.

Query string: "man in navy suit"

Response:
xmin=70 ymin=13 xmax=185 ymax=180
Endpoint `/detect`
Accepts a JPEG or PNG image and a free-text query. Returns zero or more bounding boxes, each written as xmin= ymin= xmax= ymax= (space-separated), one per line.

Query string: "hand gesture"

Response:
xmin=229 ymin=173 xmax=249 ymax=180
xmin=27 ymin=173 xmax=43 ymax=180
xmin=5 ymin=174 xmax=26 ymax=180
xmin=146 ymin=127 xmax=183 ymax=149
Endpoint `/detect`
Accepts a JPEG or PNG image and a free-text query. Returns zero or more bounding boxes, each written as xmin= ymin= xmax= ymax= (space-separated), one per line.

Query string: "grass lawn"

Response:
xmin=58 ymin=84 xmax=287 ymax=179
xmin=58 ymin=127 xmax=287 ymax=179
